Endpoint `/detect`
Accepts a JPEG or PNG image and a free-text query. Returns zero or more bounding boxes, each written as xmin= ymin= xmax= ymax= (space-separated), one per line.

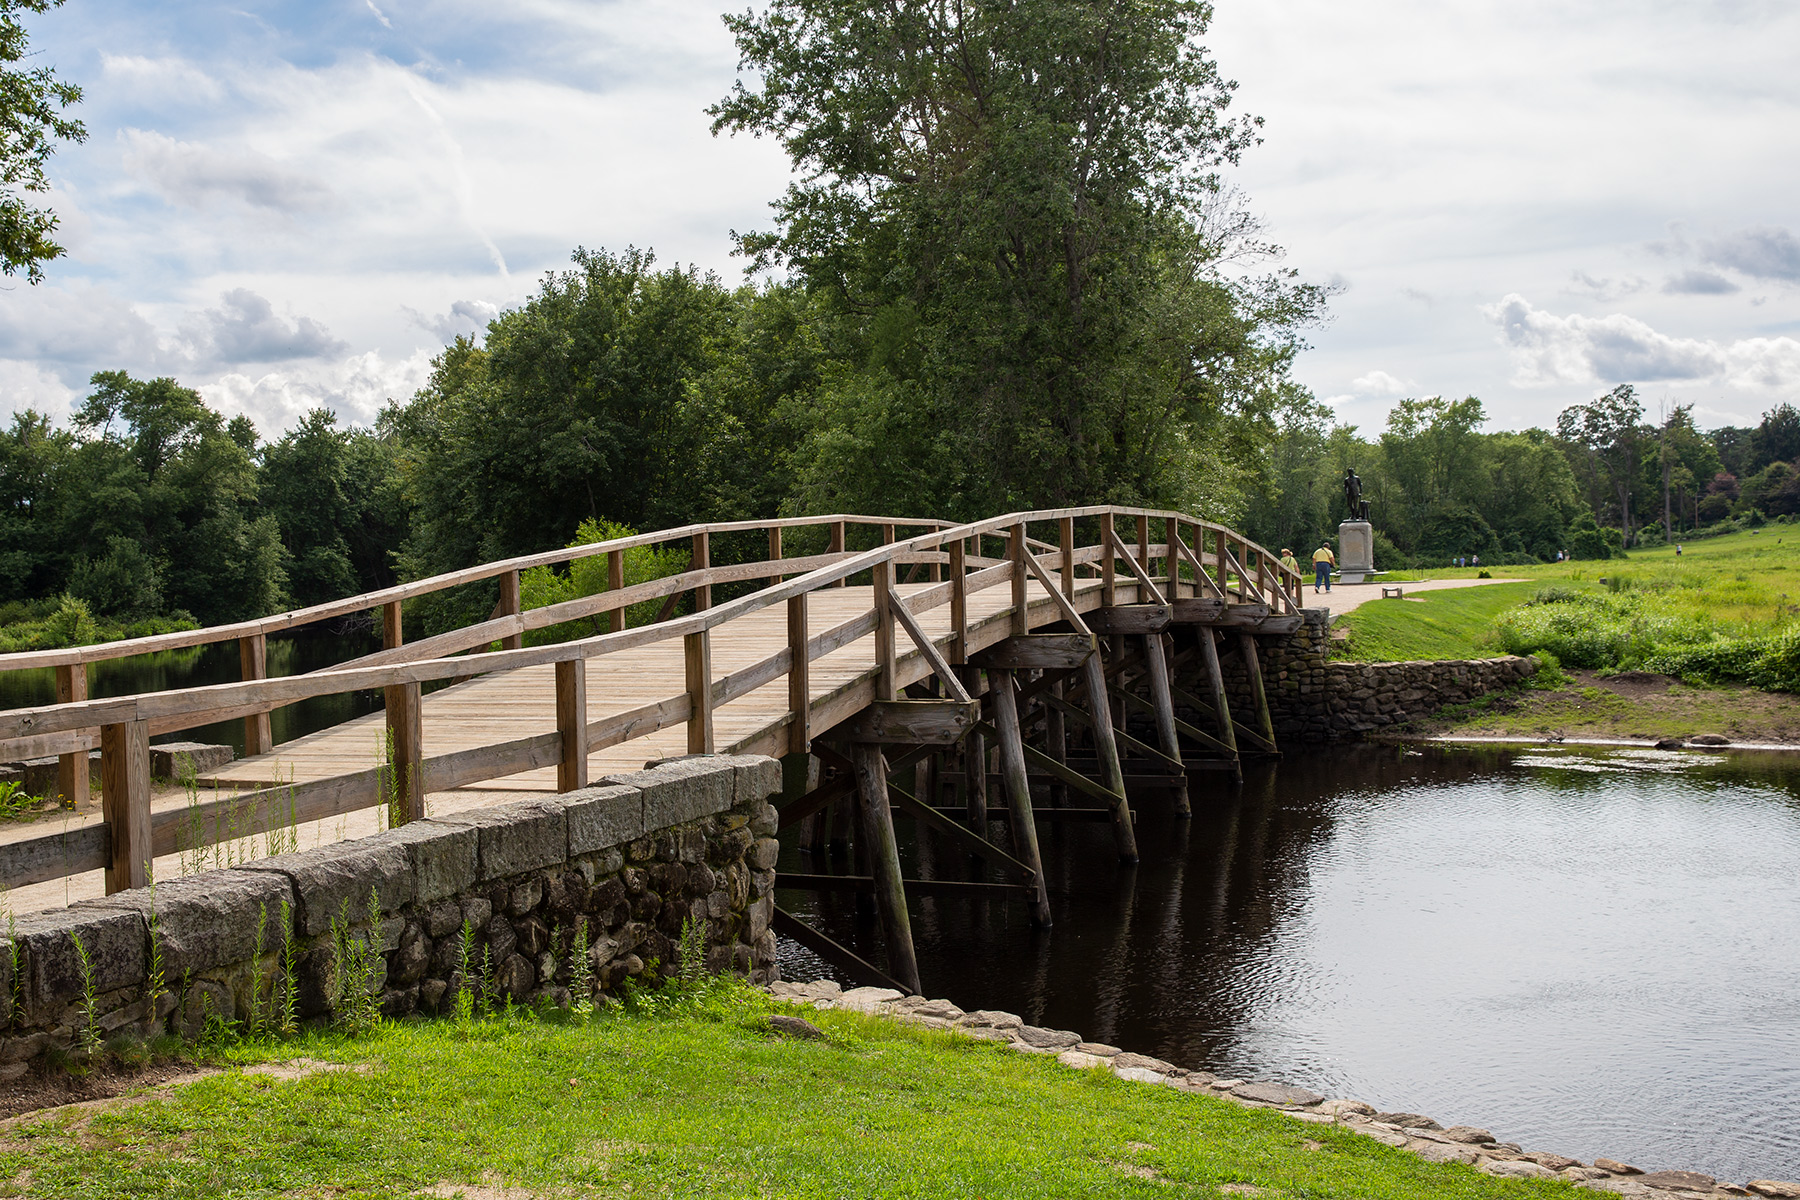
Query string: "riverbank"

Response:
xmin=1 ymin=979 xmax=1792 ymax=1198
xmin=1399 ymin=668 xmax=1800 ymax=745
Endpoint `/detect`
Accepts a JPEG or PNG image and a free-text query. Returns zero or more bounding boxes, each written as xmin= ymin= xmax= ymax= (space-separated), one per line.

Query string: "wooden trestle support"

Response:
xmin=773 ymin=554 xmax=1289 ymax=993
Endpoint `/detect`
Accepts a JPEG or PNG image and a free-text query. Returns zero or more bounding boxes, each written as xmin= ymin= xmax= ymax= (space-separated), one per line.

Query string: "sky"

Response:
xmin=2 ymin=0 xmax=1797 ymax=442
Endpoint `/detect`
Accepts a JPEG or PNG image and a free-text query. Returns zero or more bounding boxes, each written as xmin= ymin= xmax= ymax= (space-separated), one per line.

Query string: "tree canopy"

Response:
xmin=0 ymin=0 xmax=84 ymax=282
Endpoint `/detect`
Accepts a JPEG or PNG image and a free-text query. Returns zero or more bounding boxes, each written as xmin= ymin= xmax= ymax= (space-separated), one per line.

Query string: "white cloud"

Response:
xmin=1483 ymin=294 xmax=1800 ymax=391
xmin=1702 ymin=226 xmax=1800 ymax=283
xmin=407 ymin=299 xmax=500 ymax=343
xmin=119 ymin=129 xmax=334 ymax=214
xmin=1350 ymin=369 xmax=1409 ymax=396
xmin=201 ymin=348 xmax=435 ymax=431
xmin=1662 ymin=270 xmax=1739 ymax=296
xmin=0 ymin=280 xmax=161 ymax=366
xmin=99 ymin=54 xmax=224 ymax=103
xmin=179 ymin=289 xmax=348 ymax=365
xmin=1564 ymin=271 xmax=1650 ymax=302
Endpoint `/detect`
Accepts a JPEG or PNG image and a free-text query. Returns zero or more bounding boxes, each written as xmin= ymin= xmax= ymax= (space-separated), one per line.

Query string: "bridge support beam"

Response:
xmin=1143 ymin=633 xmax=1190 ymax=817
xmin=850 ymin=742 xmax=922 ymax=993
xmin=991 ymin=669 xmax=1054 ymax=926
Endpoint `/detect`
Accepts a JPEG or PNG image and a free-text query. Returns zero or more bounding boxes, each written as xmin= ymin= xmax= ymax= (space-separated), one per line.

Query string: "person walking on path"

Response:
xmin=1280 ymin=548 xmax=1300 ymax=579
xmin=1312 ymin=542 xmax=1336 ymax=593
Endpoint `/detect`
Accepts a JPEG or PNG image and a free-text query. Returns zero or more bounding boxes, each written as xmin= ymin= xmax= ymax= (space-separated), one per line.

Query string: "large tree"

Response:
xmin=0 ymin=0 xmax=85 ymax=282
xmin=1557 ymin=384 xmax=1645 ymax=546
xmin=710 ymin=0 xmax=1323 ymax=518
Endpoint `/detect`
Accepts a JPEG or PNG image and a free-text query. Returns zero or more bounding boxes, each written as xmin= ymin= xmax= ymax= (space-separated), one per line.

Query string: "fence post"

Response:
xmin=555 ymin=658 xmax=587 ymax=792
xmin=1136 ymin=515 xmax=1151 ymax=593
xmin=949 ymin=538 xmax=967 ymax=664
xmin=499 ymin=569 xmax=522 ymax=650
xmin=692 ymin=531 xmax=711 ymax=611
xmin=1010 ymin=521 xmax=1028 ymax=636
xmin=607 ymin=549 xmax=625 ymax=633
xmin=54 ymin=663 xmax=87 ymax=809
xmin=101 ymin=718 xmax=150 ymax=894
xmin=830 ymin=520 xmax=846 ymax=586
xmin=685 ymin=630 xmax=714 ymax=754
xmin=239 ymin=634 xmax=272 ymax=756
xmin=787 ymin=594 xmax=809 ymax=754
xmin=872 ymin=557 xmax=897 ymax=701
xmin=767 ymin=526 xmax=783 ymax=586
xmin=382 ymin=601 xmax=403 ymax=650
xmin=384 ymin=680 xmax=424 ymax=822
xmin=1165 ymin=517 xmax=1181 ymax=597
xmin=1100 ymin=512 xmax=1116 ymax=606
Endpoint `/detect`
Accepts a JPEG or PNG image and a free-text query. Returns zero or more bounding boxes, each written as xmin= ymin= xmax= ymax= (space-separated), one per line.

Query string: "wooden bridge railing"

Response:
xmin=0 ymin=506 xmax=1303 ymax=897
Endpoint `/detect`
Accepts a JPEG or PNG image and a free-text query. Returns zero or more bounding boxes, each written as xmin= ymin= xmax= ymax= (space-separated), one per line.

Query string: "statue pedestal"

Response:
xmin=1338 ymin=521 xmax=1375 ymax=583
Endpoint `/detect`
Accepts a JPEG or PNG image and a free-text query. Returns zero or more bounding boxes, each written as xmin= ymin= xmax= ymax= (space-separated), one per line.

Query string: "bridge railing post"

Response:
xmin=385 ymin=680 xmax=424 ymax=822
xmin=948 ymin=538 xmax=967 ymax=664
xmin=382 ymin=600 xmax=403 ymax=650
xmin=101 ymin=717 xmax=150 ymax=893
xmin=1009 ymin=522 xmax=1028 ymax=636
xmin=767 ymin=526 xmax=783 ymax=587
xmin=499 ymin=568 xmax=522 ymax=651
xmin=692 ymin=532 xmax=711 ymax=611
xmin=872 ymin=558 xmax=897 ymax=700
xmin=1100 ymin=512 xmax=1116 ymax=606
xmin=1135 ymin=515 xmax=1151 ymax=601
xmin=606 ymin=549 xmax=625 ymax=633
xmin=555 ymin=658 xmax=587 ymax=792
xmin=685 ymin=629 xmax=714 ymax=754
xmin=54 ymin=662 xmax=87 ymax=810
xmin=239 ymin=633 xmax=272 ymax=757
xmin=830 ymin=521 xmax=846 ymax=586
xmin=787 ymin=593 xmax=809 ymax=754
xmin=1059 ymin=517 xmax=1075 ymax=599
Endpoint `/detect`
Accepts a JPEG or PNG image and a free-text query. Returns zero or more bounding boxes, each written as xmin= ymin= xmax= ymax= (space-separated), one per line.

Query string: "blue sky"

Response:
xmin=2 ymin=0 xmax=1797 ymax=441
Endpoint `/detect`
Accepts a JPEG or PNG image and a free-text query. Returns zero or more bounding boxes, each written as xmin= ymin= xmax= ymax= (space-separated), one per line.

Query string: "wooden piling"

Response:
xmin=849 ymin=742 xmax=921 ymax=992
xmin=1199 ymin=627 xmax=1243 ymax=781
xmin=1144 ymin=633 xmax=1190 ymax=816
xmin=991 ymin=670 xmax=1054 ymax=926
xmin=1238 ymin=632 xmax=1279 ymax=752
xmin=1080 ymin=651 xmax=1139 ymax=864
xmin=787 ymin=593 xmax=810 ymax=755
xmin=1045 ymin=677 xmax=1068 ymax=808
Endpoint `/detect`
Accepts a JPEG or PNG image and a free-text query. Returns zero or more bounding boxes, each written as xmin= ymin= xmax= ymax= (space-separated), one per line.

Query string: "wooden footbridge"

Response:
xmin=0 ymin=509 xmax=1303 ymax=991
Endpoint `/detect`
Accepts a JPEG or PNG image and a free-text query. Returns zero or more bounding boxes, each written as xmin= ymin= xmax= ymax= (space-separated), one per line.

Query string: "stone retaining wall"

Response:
xmin=1182 ymin=609 xmax=1539 ymax=743
xmin=0 ymin=755 xmax=782 ymax=1074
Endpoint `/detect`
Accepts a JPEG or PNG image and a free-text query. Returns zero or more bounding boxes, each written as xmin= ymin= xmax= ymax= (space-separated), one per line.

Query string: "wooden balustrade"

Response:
xmin=0 ymin=506 xmax=1305 ymax=896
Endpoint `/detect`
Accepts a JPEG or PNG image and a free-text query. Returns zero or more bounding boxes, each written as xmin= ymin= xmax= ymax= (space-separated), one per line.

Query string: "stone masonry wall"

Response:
xmin=0 ymin=755 xmax=782 ymax=1074
xmin=1181 ymin=609 xmax=1539 ymax=743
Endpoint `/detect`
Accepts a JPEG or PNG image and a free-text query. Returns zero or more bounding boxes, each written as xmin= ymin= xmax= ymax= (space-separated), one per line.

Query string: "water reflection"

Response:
xmin=778 ymin=743 xmax=1800 ymax=1181
xmin=0 ymin=630 xmax=381 ymax=755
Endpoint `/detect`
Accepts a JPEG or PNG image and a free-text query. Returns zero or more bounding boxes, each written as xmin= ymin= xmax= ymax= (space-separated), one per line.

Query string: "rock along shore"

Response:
xmin=767 ymin=980 xmax=1800 ymax=1200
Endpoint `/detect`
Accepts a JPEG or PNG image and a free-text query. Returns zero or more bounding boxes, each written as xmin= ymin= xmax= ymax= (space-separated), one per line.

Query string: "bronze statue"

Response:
xmin=1343 ymin=468 xmax=1370 ymax=522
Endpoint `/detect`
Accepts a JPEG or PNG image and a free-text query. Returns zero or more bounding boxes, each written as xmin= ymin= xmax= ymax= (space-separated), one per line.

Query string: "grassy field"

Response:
xmin=0 ymin=984 xmax=1572 ymax=1200
xmin=1336 ymin=529 xmax=1800 ymax=664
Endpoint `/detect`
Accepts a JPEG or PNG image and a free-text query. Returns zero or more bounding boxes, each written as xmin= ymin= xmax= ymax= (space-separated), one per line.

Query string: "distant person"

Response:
xmin=1676 ymin=543 xmax=1683 ymax=556
xmin=1472 ymin=553 xmax=1481 ymax=568
xmin=1312 ymin=542 xmax=1336 ymax=594
xmin=1280 ymin=547 xmax=1299 ymax=577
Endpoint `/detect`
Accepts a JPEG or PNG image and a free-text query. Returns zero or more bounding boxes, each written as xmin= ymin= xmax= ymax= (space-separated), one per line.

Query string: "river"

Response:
xmin=777 ymin=743 xmax=1800 ymax=1182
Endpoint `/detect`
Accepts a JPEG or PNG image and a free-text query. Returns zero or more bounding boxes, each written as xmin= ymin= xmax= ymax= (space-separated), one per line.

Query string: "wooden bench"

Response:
xmin=1381 ymin=586 xmax=1405 ymax=599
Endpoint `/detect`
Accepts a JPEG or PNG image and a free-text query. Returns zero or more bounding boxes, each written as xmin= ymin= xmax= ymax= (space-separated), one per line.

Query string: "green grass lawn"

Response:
xmin=0 ymin=985 xmax=1571 ymax=1199
xmin=1338 ymin=529 xmax=1800 ymax=665
xmin=1333 ymin=582 xmax=1541 ymax=662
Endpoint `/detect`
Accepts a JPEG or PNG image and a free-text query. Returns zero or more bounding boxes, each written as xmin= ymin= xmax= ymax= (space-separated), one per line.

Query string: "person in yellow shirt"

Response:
xmin=1311 ymin=542 xmax=1336 ymax=594
xmin=1279 ymin=548 xmax=1299 ymax=579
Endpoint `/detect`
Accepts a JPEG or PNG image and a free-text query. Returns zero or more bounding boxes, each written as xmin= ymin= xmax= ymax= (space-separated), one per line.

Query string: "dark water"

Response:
xmin=0 ymin=630 xmax=382 ymax=755
xmin=777 ymin=744 xmax=1800 ymax=1182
